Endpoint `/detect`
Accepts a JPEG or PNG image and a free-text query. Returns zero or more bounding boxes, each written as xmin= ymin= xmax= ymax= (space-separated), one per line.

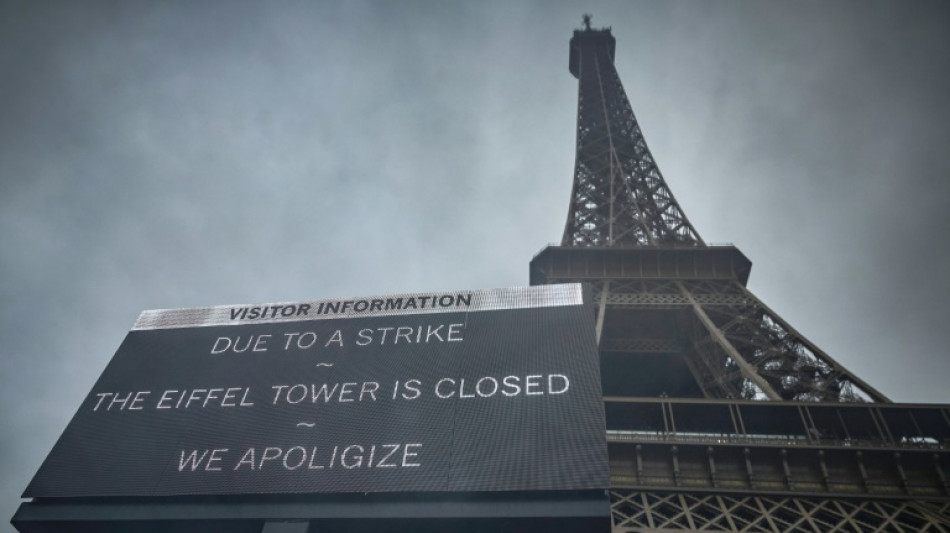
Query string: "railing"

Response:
xmin=604 ymin=398 xmax=950 ymax=451
xmin=606 ymin=429 xmax=946 ymax=451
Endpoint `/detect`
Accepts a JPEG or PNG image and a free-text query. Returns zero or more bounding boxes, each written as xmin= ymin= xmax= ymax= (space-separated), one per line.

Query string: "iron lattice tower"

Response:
xmin=530 ymin=18 xmax=950 ymax=531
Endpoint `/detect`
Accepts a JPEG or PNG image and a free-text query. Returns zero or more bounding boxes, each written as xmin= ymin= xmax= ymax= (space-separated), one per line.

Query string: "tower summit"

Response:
xmin=531 ymin=18 xmax=950 ymax=530
xmin=564 ymin=15 xmax=702 ymax=247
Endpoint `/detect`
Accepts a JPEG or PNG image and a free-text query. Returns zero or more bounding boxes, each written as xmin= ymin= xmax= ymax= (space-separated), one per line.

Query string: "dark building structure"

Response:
xmin=527 ymin=16 xmax=950 ymax=531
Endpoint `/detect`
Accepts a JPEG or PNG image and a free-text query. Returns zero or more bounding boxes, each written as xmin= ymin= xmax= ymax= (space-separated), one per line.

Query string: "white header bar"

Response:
xmin=132 ymin=283 xmax=584 ymax=331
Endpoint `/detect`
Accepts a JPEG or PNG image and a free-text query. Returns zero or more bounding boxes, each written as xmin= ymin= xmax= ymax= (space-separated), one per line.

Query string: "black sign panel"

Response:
xmin=25 ymin=285 xmax=608 ymax=497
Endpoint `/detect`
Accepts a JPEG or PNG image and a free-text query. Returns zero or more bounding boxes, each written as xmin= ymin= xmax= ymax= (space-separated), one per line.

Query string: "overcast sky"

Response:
xmin=2 ymin=0 xmax=949 ymax=527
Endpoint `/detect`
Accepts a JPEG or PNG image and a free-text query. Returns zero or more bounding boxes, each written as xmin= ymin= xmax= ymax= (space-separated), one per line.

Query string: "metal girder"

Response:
xmin=689 ymin=282 xmax=888 ymax=403
xmin=529 ymin=246 xmax=753 ymax=286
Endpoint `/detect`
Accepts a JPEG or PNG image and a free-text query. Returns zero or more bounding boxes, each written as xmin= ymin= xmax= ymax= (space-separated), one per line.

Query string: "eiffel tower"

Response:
xmin=529 ymin=16 xmax=950 ymax=532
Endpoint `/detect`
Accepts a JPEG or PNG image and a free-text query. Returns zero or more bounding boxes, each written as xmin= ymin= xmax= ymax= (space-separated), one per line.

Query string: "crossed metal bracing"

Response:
xmin=582 ymin=278 xmax=887 ymax=403
xmin=609 ymin=491 xmax=950 ymax=532
xmin=562 ymin=28 xmax=703 ymax=248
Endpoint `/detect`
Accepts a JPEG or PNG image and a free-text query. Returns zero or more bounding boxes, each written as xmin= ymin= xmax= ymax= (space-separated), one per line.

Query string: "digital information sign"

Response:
xmin=25 ymin=284 xmax=608 ymax=498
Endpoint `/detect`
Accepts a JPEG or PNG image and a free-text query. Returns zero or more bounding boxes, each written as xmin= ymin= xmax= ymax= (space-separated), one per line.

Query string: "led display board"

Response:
xmin=25 ymin=284 xmax=608 ymax=497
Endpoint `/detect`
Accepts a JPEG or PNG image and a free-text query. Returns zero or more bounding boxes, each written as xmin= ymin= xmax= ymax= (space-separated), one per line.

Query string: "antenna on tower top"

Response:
xmin=582 ymin=13 xmax=592 ymax=30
